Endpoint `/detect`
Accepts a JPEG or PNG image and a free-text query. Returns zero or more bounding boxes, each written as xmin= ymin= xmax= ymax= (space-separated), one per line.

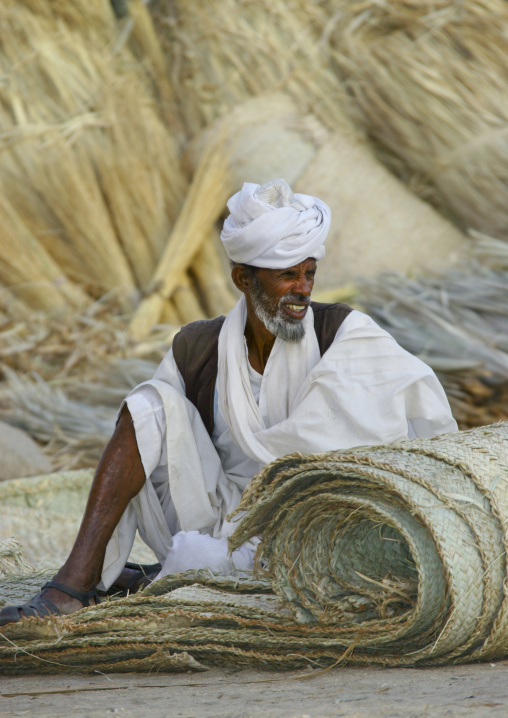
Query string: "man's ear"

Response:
xmin=231 ymin=264 xmax=251 ymax=294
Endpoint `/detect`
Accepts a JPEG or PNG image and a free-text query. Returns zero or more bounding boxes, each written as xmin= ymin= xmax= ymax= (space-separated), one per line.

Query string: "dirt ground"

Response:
xmin=1 ymin=662 xmax=508 ymax=718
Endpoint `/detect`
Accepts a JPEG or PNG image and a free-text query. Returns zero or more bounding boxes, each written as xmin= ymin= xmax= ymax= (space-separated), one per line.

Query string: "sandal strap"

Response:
xmin=125 ymin=562 xmax=162 ymax=574
xmin=43 ymin=580 xmax=101 ymax=608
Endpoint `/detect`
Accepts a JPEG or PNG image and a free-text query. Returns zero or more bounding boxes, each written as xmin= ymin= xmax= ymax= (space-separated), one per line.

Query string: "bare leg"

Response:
xmin=0 ymin=403 xmax=146 ymax=619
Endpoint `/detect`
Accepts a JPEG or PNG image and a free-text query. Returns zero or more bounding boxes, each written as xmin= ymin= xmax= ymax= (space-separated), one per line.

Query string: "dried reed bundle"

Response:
xmin=0 ymin=294 xmax=131 ymax=382
xmin=129 ymin=133 xmax=232 ymax=339
xmin=191 ymin=238 xmax=237 ymax=318
xmin=0 ymin=294 xmax=169 ymax=467
xmin=355 ymin=235 xmax=508 ymax=428
xmin=0 ymin=284 xmax=31 ymax=320
xmin=0 ymin=539 xmax=32 ymax=577
xmin=127 ymin=0 xmax=183 ymax=140
xmin=160 ymin=299 xmax=183 ymax=327
xmin=0 ymin=2 xmax=186 ymax=305
xmin=326 ymin=0 xmax=508 ymax=237
xmin=150 ymin=0 xmax=350 ymax=139
xmin=171 ymin=274 xmax=207 ymax=326
xmin=0 ymin=192 xmax=86 ymax=311
xmin=7 ymin=0 xmax=117 ymax=42
xmin=0 ymin=368 xmax=117 ymax=467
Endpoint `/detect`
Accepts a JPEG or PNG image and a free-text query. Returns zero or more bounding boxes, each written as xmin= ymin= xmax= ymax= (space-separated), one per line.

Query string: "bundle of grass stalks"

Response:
xmin=4 ymin=422 xmax=508 ymax=672
xmin=150 ymin=0 xmax=350 ymax=139
xmin=324 ymin=0 xmax=508 ymax=237
xmin=0 ymin=294 xmax=167 ymax=468
xmin=129 ymin=129 xmax=236 ymax=338
xmin=356 ymin=235 xmax=508 ymax=428
xmin=0 ymin=0 xmax=190 ymax=312
xmin=0 ymin=539 xmax=32 ymax=578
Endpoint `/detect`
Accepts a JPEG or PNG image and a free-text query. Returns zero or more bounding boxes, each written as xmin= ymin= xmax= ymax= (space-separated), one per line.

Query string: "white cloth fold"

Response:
xmin=216 ymin=304 xmax=458 ymax=466
xmin=156 ymin=530 xmax=256 ymax=578
xmin=220 ymin=179 xmax=330 ymax=267
xmin=217 ymin=295 xmax=320 ymax=465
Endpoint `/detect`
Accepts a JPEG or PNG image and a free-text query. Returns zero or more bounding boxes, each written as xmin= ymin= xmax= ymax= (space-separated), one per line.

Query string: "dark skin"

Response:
xmin=0 ymin=257 xmax=317 ymax=620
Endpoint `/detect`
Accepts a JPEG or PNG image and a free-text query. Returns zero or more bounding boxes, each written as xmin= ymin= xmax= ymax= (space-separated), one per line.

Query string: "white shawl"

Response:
xmin=217 ymin=298 xmax=457 ymax=464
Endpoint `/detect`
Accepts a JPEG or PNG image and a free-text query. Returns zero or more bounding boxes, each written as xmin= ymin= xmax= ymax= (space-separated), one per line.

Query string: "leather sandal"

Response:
xmin=99 ymin=562 xmax=162 ymax=597
xmin=0 ymin=579 xmax=100 ymax=627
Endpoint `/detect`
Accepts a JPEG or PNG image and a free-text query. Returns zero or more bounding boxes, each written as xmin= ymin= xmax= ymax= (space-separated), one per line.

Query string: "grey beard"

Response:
xmin=249 ymin=279 xmax=307 ymax=344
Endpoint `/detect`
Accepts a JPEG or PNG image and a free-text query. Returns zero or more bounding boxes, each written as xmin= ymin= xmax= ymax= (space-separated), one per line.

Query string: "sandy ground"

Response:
xmin=2 ymin=663 xmax=508 ymax=718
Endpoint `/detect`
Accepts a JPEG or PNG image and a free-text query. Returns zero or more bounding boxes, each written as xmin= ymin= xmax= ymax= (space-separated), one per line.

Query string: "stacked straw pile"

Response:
xmin=0 ymin=0 xmax=236 ymax=328
xmin=3 ymin=421 xmax=508 ymax=672
xmin=325 ymin=0 xmax=508 ymax=235
xmin=358 ymin=236 xmax=508 ymax=429
xmin=0 ymin=294 xmax=161 ymax=469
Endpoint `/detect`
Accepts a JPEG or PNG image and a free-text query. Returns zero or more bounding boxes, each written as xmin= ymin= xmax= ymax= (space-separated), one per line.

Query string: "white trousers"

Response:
xmin=98 ymin=382 xmax=254 ymax=590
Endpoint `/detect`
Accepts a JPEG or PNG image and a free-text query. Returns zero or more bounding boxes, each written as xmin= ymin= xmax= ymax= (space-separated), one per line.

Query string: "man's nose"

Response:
xmin=293 ymin=274 xmax=312 ymax=296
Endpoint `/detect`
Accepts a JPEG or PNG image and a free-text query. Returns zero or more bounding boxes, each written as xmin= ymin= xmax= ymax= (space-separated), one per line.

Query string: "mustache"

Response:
xmin=280 ymin=294 xmax=310 ymax=306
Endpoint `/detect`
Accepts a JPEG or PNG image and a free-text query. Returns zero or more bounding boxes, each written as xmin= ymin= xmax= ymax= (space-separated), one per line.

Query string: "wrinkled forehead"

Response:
xmin=263 ymin=257 xmax=317 ymax=273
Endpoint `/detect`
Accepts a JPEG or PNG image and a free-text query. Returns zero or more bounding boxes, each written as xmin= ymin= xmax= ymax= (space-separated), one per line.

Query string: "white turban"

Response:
xmin=220 ymin=179 xmax=331 ymax=268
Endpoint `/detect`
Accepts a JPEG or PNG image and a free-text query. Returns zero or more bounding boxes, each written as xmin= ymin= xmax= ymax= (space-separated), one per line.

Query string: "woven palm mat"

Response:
xmin=2 ymin=422 xmax=508 ymax=673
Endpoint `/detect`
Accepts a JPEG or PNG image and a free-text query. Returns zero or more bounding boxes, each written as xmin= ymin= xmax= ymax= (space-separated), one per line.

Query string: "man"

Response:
xmin=0 ymin=179 xmax=457 ymax=625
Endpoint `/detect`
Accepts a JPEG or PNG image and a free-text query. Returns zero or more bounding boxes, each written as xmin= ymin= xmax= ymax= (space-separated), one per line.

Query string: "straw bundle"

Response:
xmin=0 ymin=539 xmax=32 ymax=578
xmin=0 ymin=294 xmax=161 ymax=469
xmin=326 ymin=0 xmax=508 ymax=237
xmin=191 ymin=238 xmax=238 ymax=319
xmin=0 ymin=193 xmax=87 ymax=311
xmin=0 ymin=1 xmax=187 ymax=308
xmin=3 ymin=422 xmax=508 ymax=672
xmin=294 ymin=130 xmax=464 ymax=289
xmin=356 ymin=235 xmax=508 ymax=428
xmin=151 ymin=0 xmax=350 ymax=138
xmin=129 ymin=132 xmax=233 ymax=339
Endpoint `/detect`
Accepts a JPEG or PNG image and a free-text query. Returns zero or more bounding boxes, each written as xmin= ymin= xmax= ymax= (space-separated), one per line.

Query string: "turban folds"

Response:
xmin=220 ymin=179 xmax=331 ymax=268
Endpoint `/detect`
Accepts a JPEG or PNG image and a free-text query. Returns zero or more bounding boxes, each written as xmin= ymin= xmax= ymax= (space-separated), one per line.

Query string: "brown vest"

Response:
xmin=172 ymin=301 xmax=352 ymax=436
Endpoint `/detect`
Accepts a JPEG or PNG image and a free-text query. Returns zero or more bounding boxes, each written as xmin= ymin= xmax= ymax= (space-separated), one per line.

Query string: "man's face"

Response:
xmin=247 ymin=258 xmax=317 ymax=343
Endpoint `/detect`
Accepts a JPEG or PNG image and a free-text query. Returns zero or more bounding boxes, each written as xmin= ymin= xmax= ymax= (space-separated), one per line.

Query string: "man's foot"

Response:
xmin=0 ymin=579 xmax=100 ymax=627
xmin=103 ymin=562 xmax=161 ymax=596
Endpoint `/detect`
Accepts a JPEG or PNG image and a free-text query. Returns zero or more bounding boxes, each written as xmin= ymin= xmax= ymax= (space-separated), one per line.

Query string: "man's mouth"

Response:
xmin=282 ymin=302 xmax=309 ymax=320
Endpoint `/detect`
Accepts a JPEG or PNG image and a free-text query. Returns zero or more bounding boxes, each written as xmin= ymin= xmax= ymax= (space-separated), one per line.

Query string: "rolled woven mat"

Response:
xmin=1 ymin=422 xmax=508 ymax=673
xmin=230 ymin=421 xmax=508 ymax=665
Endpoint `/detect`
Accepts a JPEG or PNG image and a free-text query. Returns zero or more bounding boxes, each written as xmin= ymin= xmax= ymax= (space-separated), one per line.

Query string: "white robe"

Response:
xmin=98 ymin=308 xmax=457 ymax=589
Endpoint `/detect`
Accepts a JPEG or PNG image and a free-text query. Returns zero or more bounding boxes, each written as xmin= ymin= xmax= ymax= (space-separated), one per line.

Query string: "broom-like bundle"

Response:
xmin=127 ymin=0 xmax=183 ymax=141
xmin=129 ymin=131 xmax=232 ymax=339
xmin=191 ymin=237 xmax=237 ymax=318
xmin=356 ymin=235 xmax=508 ymax=428
xmin=0 ymin=1 xmax=187 ymax=306
xmin=325 ymin=0 xmax=508 ymax=237
xmin=150 ymin=0 xmax=350 ymax=140
xmin=0 ymin=193 xmax=86 ymax=311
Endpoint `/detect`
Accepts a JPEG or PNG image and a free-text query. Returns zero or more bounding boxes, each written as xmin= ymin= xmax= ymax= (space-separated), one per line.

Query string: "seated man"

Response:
xmin=0 ymin=179 xmax=457 ymax=625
